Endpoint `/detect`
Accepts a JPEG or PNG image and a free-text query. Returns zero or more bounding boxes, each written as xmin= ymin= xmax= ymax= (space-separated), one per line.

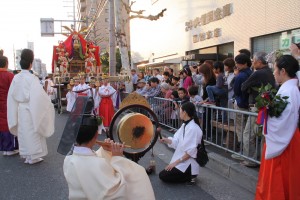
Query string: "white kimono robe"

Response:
xmin=45 ymin=78 xmax=55 ymax=100
xmin=98 ymin=84 xmax=117 ymax=107
xmin=66 ymin=91 xmax=77 ymax=112
xmin=7 ymin=70 xmax=55 ymax=160
xmin=265 ymin=79 xmax=300 ymax=159
xmin=73 ymin=83 xmax=91 ymax=97
xmin=168 ymin=120 xmax=202 ymax=175
xmin=63 ymin=146 xmax=155 ymax=200
xmin=91 ymin=88 xmax=101 ymax=111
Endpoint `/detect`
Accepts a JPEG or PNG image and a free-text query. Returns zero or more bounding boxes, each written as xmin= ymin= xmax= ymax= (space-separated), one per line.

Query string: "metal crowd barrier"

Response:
xmin=198 ymin=104 xmax=261 ymax=164
xmin=147 ymin=97 xmax=182 ymax=130
xmin=119 ymin=93 xmax=262 ymax=164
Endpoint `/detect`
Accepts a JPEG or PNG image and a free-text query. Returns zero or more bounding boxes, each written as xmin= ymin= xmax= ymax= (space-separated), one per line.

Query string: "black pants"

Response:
xmin=159 ymin=165 xmax=192 ymax=183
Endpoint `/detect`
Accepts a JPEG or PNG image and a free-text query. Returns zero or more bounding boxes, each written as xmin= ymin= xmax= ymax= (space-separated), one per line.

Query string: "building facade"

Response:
xmin=77 ymin=0 xmax=111 ymax=53
xmin=130 ymin=0 xmax=300 ymax=73
xmin=15 ymin=49 xmax=22 ymax=70
xmin=77 ymin=0 xmax=130 ymax=54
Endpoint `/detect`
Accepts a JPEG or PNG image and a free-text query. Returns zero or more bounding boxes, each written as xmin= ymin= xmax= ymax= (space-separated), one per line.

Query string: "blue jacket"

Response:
xmin=233 ymin=68 xmax=252 ymax=109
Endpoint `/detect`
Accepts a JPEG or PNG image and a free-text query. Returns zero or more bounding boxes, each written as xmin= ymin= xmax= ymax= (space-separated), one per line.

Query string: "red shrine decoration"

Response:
xmin=52 ymin=32 xmax=101 ymax=75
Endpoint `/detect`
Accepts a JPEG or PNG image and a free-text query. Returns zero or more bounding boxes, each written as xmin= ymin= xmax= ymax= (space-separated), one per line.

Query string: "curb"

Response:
xmin=206 ymin=152 xmax=258 ymax=193
xmin=161 ymin=129 xmax=258 ymax=194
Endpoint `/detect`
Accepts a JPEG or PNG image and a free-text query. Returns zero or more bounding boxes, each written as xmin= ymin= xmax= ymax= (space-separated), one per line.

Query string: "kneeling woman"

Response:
xmin=159 ymin=102 xmax=202 ymax=183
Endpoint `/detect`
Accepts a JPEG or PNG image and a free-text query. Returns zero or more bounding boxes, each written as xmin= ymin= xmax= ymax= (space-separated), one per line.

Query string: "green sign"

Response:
xmin=280 ymin=37 xmax=291 ymax=50
xmin=292 ymin=35 xmax=300 ymax=44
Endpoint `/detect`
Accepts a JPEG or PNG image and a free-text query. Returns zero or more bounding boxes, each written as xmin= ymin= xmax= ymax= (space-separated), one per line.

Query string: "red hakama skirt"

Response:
xmin=255 ymin=128 xmax=300 ymax=200
xmin=77 ymin=93 xmax=87 ymax=97
xmin=98 ymin=97 xmax=114 ymax=127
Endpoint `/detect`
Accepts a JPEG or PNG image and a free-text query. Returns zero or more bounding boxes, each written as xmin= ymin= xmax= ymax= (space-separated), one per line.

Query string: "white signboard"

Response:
xmin=40 ymin=18 xmax=54 ymax=37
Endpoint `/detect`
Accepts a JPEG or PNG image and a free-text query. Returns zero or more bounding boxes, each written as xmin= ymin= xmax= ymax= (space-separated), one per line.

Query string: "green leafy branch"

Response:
xmin=254 ymin=83 xmax=289 ymax=118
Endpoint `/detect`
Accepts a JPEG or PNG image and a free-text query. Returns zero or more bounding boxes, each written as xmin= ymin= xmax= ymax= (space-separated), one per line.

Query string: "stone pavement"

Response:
xmin=139 ymin=129 xmax=256 ymax=200
xmin=0 ymin=113 xmax=256 ymax=199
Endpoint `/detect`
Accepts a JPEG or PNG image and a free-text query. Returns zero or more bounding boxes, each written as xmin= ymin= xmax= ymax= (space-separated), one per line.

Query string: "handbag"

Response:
xmin=195 ymin=138 xmax=209 ymax=167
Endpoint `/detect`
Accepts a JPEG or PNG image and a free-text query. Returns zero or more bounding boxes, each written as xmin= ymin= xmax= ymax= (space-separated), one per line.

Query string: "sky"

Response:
xmin=0 ymin=0 xmax=76 ymax=72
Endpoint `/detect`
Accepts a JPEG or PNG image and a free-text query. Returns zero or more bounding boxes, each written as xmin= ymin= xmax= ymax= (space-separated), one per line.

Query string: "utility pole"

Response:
xmin=115 ymin=0 xmax=133 ymax=92
xmin=73 ymin=0 xmax=76 ymax=30
xmin=109 ymin=0 xmax=116 ymax=76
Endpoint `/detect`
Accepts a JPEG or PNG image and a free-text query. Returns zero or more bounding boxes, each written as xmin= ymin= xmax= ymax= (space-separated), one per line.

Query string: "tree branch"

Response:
xmin=129 ymin=8 xmax=167 ymax=20
xmin=123 ymin=0 xmax=145 ymax=15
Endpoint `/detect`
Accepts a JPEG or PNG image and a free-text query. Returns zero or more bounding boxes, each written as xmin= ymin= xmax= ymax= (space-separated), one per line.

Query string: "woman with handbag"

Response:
xmin=159 ymin=102 xmax=203 ymax=184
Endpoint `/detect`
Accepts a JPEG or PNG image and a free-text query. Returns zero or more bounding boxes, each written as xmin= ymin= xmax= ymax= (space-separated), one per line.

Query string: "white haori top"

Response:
xmin=7 ymin=70 xmax=55 ymax=159
xmin=63 ymin=146 xmax=155 ymax=200
xmin=168 ymin=119 xmax=202 ymax=175
xmin=98 ymin=85 xmax=117 ymax=107
xmin=73 ymin=83 xmax=91 ymax=96
xmin=265 ymin=79 xmax=300 ymax=159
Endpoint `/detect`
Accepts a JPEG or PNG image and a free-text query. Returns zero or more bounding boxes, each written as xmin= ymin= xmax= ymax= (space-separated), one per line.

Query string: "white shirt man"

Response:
xmin=153 ymin=68 xmax=163 ymax=82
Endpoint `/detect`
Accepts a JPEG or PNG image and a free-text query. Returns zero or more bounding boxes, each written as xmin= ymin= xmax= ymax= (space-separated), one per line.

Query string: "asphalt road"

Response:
xmin=0 ymin=112 xmax=253 ymax=200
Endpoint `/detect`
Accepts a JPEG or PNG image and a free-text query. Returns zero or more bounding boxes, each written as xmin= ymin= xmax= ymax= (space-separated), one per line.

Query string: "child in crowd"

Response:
xmin=188 ymin=85 xmax=203 ymax=117
xmin=178 ymin=71 xmax=184 ymax=88
xmin=170 ymin=76 xmax=180 ymax=91
xmin=170 ymin=90 xmax=179 ymax=132
xmin=173 ymin=87 xmax=190 ymax=109
xmin=162 ymin=71 xmax=171 ymax=84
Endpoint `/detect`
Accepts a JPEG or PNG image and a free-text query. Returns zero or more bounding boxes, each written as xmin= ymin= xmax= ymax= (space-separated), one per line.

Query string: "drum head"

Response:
xmin=109 ymin=104 xmax=160 ymax=162
xmin=118 ymin=113 xmax=153 ymax=149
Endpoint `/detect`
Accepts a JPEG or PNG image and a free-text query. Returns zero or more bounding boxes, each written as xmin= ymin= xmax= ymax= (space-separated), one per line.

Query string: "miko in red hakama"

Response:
xmin=99 ymin=97 xmax=114 ymax=127
xmin=98 ymin=84 xmax=116 ymax=127
xmin=255 ymin=79 xmax=300 ymax=200
xmin=255 ymin=128 xmax=300 ymax=200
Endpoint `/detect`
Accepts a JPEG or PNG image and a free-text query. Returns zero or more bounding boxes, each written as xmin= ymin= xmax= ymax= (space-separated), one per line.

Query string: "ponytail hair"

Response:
xmin=181 ymin=102 xmax=201 ymax=128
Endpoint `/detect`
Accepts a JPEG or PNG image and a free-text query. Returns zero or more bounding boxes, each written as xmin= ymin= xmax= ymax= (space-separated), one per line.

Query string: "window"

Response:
xmin=105 ymin=18 xmax=109 ymax=22
xmin=218 ymin=42 xmax=234 ymax=56
xmin=252 ymin=33 xmax=281 ymax=54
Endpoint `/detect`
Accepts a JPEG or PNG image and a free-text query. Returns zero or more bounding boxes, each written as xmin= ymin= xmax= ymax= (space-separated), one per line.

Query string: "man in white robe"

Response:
xmin=44 ymin=76 xmax=55 ymax=100
xmin=66 ymin=89 xmax=77 ymax=112
xmin=63 ymin=116 xmax=155 ymax=200
xmin=7 ymin=49 xmax=55 ymax=164
xmin=73 ymin=77 xmax=91 ymax=97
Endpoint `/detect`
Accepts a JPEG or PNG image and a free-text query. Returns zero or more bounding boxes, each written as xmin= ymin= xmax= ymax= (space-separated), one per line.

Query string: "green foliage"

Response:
xmin=116 ymin=48 xmax=122 ymax=73
xmin=100 ymin=51 xmax=109 ymax=74
xmin=254 ymin=83 xmax=289 ymax=118
xmin=100 ymin=51 xmax=109 ymax=67
xmin=100 ymin=48 xmax=131 ymax=74
xmin=96 ymin=116 xmax=103 ymax=126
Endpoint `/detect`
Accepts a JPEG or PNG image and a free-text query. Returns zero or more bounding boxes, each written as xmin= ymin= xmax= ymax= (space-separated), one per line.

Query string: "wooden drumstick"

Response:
xmin=96 ymin=140 xmax=131 ymax=148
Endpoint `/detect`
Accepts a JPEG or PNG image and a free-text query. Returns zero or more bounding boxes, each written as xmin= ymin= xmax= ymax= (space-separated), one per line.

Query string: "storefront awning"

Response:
xmin=164 ymin=57 xmax=183 ymax=64
xmin=137 ymin=57 xmax=183 ymax=68
xmin=182 ymin=53 xmax=223 ymax=61
xmin=137 ymin=61 xmax=165 ymax=68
